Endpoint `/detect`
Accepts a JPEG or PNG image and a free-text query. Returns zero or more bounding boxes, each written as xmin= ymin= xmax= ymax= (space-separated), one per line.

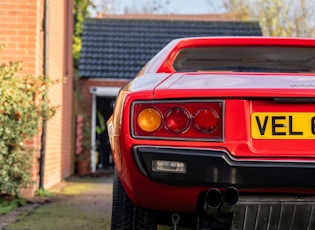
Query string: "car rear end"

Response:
xmin=108 ymin=37 xmax=315 ymax=229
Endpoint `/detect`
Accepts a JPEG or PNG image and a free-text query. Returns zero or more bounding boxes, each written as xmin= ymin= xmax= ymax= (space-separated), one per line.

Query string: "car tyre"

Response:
xmin=111 ymin=168 xmax=157 ymax=230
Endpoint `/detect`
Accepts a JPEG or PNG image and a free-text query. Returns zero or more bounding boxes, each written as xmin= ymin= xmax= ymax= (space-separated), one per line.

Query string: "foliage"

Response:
xmin=0 ymin=195 xmax=26 ymax=215
xmin=82 ymin=120 xmax=92 ymax=151
xmin=75 ymin=111 xmax=105 ymax=162
xmin=35 ymin=188 xmax=53 ymax=197
xmin=223 ymin=0 xmax=315 ymax=37
xmin=223 ymin=0 xmax=251 ymax=20
xmin=75 ymin=114 xmax=92 ymax=161
xmin=73 ymin=0 xmax=94 ymax=70
xmin=256 ymin=0 xmax=294 ymax=37
xmin=96 ymin=111 xmax=106 ymax=135
xmin=0 ymin=60 xmax=60 ymax=196
xmin=95 ymin=111 xmax=106 ymax=154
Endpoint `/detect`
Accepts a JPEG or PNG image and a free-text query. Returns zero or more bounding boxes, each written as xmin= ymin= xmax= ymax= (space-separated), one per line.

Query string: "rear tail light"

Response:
xmin=194 ymin=108 xmax=219 ymax=133
xmin=165 ymin=108 xmax=190 ymax=133
xmin=132 ymin=100 xmax=224 ymax=141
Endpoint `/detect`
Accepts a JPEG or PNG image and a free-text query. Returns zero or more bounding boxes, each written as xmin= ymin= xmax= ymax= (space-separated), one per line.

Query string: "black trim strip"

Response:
xmin=274 ymin=97 xmax=315 ymax=103
xmin=134 ymin=146 xmax=315 ymax=188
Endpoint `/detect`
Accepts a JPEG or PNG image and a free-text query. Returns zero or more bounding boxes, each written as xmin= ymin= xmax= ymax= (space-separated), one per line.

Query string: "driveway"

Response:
xmin=2 ymin=175 xmax=113 ymax=230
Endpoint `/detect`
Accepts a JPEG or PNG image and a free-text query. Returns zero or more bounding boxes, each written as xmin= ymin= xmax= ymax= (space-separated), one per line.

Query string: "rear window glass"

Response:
xmin=173 ymin=47 xmax=315 ymax=73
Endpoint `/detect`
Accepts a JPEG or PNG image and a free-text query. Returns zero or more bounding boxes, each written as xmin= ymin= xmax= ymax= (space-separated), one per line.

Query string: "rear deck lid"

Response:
xmin=153 ymin=73 xmax=315 ymax=99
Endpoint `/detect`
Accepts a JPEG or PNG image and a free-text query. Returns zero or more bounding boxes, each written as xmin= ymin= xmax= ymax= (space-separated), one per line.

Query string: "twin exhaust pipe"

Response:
xmin=203 ymin=187 xmax=239 ymax=215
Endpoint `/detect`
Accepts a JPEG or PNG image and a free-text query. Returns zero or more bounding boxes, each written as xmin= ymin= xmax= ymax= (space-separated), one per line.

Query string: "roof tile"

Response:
xmin=79 ymin=17 xmax=262 ymax=79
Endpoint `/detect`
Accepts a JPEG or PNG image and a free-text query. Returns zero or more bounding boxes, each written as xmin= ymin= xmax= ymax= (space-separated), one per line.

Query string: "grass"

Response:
xmin=0 ymin=195 xmax=26 ymax=215
xmin=6 ymin=176 xmax=112 ymax=230
xmin=35 ymin=188 xmax=53 ymax=197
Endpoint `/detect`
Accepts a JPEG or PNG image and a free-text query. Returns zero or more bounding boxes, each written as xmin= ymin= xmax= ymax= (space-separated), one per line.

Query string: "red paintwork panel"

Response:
xmin=108 ymin=37 xmax=315 ymax=212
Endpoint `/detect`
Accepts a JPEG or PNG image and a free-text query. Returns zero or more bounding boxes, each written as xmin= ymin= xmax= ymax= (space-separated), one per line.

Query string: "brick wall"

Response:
xmin=0 ymin=0 xmax=44 ymax=76
xmin=79 ymin=79 xmax=128 ymax=117
xmin=43 ymin=0 xmax=74 ymax=189
xmin=0 ymin=0 xmax=73 ymax=197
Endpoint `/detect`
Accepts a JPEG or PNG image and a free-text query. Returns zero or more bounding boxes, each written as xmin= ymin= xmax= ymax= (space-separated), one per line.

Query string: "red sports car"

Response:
xmin=107 ymin=37 xmax=315 ymax=229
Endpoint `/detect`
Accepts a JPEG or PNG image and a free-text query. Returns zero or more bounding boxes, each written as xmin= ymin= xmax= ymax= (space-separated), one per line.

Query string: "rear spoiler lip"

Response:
xmin=149 ymin=37 xmax=315 ymax=74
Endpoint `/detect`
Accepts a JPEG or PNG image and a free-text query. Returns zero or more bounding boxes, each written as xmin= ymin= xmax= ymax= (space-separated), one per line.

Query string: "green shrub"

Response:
xmin=0 ymin=60 xmax=60 ymax=196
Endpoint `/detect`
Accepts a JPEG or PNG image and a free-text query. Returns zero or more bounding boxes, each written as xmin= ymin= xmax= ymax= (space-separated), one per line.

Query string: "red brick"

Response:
xmin=0 ymin=0 xmax=74 ymax=197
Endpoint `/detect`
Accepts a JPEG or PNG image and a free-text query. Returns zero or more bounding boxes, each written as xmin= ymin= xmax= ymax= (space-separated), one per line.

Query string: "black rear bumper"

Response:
xmin=134 ymin=146 xmax=315 ymax=189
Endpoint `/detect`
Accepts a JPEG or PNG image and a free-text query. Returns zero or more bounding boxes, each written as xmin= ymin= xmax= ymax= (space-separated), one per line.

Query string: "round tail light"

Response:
xmin=193 ymin=108 xmax=218 ymax=133
xmin=137 ymin=107 xmax=162 ymax=133
xmin=165 ymin=108 xmax=190 ymax=133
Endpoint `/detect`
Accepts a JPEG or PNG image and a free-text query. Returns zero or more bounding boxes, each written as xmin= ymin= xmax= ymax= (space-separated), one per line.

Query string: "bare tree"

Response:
xmin=99 ymin=0 xmax=120 ymax=14
xmin=256 ymin=0 xmax=293 ymax=36
xmin=123 ymin=0 xmax=170 ymax=14
xmin=291 ymin=0 xmax=315 ymax=37
xmin=223 ymin=0 xmax=315 ymax=37
xmin=222 ymin=0 xmax=251 ymax=20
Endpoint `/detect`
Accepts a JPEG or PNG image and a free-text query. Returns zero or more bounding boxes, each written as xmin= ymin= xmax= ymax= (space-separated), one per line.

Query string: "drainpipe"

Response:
xmin=39 ymin=0 xmax=49 ymax=190
xmin=91 ymin=93 xmax=96 ymax=173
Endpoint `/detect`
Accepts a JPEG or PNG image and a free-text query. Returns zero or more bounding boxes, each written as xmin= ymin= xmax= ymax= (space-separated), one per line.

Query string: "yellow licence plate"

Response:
xmin=251 ymin=112 xmax=315 ymax=139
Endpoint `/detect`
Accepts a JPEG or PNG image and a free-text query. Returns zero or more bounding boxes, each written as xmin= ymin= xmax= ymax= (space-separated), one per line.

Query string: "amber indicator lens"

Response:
xmin=137 ymin=107 xmax=162 ymax=133
xmin=194 ymin=108 xmax=219 ymax=133
xmin=164 ymin=108 xmax=190 ymax=133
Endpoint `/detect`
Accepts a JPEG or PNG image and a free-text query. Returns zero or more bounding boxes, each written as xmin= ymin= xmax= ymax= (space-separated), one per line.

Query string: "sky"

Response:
xmin=89 ymin=0 xmax=225 ymax=17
